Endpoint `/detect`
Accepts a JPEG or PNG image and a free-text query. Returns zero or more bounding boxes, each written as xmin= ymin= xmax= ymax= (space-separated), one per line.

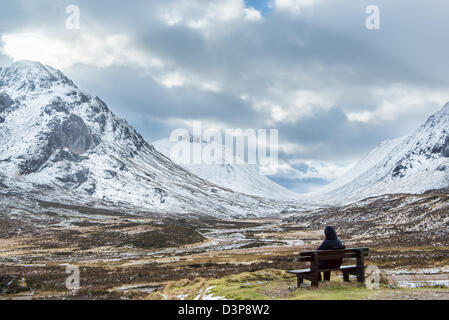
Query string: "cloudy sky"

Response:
xmin=1 ymin=0 xmax=449 ymax=192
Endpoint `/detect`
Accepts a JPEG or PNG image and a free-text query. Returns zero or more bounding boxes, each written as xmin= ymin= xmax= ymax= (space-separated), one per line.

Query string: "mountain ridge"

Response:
xmin=302 ymin=101 xmax=449 ymax=205
xmin=152 ymin=137 xmax=299 ymax=200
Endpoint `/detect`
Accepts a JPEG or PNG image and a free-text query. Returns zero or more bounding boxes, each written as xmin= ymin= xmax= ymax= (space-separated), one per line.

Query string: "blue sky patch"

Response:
xmin=244 ymin=0 xmax=273 ymax=15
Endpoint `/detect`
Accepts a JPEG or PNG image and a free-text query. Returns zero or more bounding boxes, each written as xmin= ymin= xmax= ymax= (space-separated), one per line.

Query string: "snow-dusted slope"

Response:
xmin=310 ymin=136 xmax=405 ymax=196
xmin=306 ymin=102 xmax=449 ymax=205
xmin=152 ymin=138 xmax=298 ymax=200
xmin=285 ymin=191 xmax=449 ymax=244
xmin=0 ymin=61 xmax=284 ymax=218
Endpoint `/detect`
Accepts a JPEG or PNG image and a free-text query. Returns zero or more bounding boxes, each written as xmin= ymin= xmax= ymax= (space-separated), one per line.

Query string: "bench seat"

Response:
xmin=287 ymin=265 xmax=357 ymax=275
xmin=286 ymin=247 xmax=369 ymax=287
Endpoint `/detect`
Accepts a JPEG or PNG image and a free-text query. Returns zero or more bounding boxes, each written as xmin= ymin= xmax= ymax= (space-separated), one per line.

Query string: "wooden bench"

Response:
xmin=287 ymin=247 xmax=369 ymax=288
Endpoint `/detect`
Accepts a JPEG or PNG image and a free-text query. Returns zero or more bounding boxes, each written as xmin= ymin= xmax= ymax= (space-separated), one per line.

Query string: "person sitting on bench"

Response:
xmin=316 ymin=226 xmax=345 ymax=281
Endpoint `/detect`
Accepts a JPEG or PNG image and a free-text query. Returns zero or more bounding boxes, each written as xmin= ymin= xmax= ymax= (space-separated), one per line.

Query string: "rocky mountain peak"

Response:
xmin=0 ymin=60 xmax=76 ymax=93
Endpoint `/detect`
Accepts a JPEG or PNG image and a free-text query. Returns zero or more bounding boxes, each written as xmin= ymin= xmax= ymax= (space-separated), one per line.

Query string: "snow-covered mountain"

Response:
xmin=0 ymin=61 xmax=285 ymax=218
xmin=2 ymin=60 xmax=448 ymax=218
xmin=310 ymin=137 xmax=405 ymax=196
xmin=152 ymin=137 xmax=298 ymax=200
xmin=305 ymin=102 xmax=449 ymax=205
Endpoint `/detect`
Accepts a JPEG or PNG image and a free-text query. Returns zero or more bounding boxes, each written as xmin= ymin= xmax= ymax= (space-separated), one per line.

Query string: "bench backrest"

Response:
xmin=298 ymin=247 xmax=369 ymax=262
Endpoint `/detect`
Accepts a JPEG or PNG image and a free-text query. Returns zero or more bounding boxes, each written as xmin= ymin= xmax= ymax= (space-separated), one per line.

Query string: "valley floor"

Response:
xmin=0 ymin=212 xmax=448 ymax=300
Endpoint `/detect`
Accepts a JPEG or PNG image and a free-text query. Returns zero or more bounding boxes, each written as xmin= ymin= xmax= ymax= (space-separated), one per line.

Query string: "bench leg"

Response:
xmin=323 ymin=271 xmax=330 ymax=281
xmin=357 ymin=273 xmax=364 ymax=283
xmin=356 ymin=251 xmax=365 ymax=283
xmin=311 ymin=273 xmax=320 ymax=288
xmin=357 ymin=268 xmax=365 ymax=283
xmin=343 ymin=271 xmax=350 ymax=282
xmin=296 ymin=276 xmax=303 ymax=288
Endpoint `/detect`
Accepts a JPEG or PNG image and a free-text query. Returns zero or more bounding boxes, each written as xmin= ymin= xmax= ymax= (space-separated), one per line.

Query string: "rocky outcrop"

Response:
xmin=44 ymin=97 xmax=70 ymax=115
xmin=19 ymin=114 xmax=98 ymax=174
xmin=0 ymin=92 xmax=14 ymax=113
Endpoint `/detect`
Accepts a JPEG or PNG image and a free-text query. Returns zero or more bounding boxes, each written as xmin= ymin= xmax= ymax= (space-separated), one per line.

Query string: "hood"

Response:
xmin=324 ymin=226 xmax=338 ymax=240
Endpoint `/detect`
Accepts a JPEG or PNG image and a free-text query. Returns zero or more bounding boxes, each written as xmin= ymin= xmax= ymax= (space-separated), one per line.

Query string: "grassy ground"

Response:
xmin=1 ymin=216 xmax=449 ymax=300
xmin=146 ymin=269 xmax=449 ymax=300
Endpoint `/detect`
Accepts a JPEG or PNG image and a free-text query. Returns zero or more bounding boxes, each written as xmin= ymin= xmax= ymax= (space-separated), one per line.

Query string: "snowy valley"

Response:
xmin=1 ymin=61 xmax=449 ymax=232
xmin=1 ymin=61 xmax=449 ymax=299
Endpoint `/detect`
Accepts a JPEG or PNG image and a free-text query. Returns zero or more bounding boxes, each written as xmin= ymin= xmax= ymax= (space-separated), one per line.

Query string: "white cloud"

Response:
xmin=346 ymin=85 xmax=449 ymax=123
xmin=243 ymin=7 xmax=263 ymax=21
xmin=1 ymin=33 xmax=163 ymax=70
xmin=1 ymin=32 xmax=225 ymax=94
xmin=159 ymin=0 xmax=262 ymax=32
xmin=156 ymin=70 xmax=221 ymax=92
xmin=275 ymin=0 xmax=321 ymax=13
xmin=346 ymin=111 xmax=372 ymax=123
xmin=252 ymin=89 xmax=334 ymax=124
xmin=158 ymin=72 xmax=187 ymax=88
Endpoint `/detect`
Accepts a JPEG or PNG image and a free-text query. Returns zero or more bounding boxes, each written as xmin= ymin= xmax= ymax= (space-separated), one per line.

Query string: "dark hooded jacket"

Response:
xmin=317 ymin=226 xmax=345 ymax=269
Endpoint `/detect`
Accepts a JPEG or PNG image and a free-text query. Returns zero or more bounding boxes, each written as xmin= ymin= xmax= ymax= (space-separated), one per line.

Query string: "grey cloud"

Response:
xmin=67 ymin=65 xmax=260 ymax=138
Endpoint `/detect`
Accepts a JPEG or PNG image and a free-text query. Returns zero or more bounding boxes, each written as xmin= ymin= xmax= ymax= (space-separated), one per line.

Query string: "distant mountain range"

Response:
xmin=1 ymin=61 xmax=449 ymax=220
